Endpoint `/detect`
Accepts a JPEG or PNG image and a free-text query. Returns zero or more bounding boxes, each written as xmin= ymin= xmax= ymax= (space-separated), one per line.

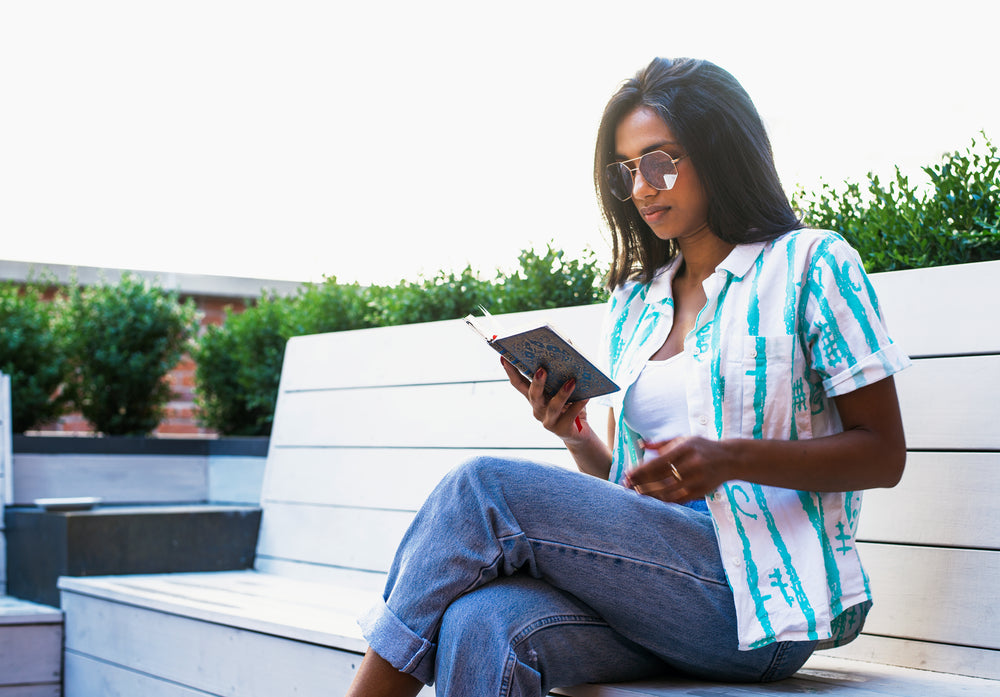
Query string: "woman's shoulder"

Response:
xmin=768 ymin=227 xmax=862 ymax=267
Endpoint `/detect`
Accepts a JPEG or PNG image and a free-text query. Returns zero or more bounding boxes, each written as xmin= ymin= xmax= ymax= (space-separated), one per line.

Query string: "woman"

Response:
xmin=346 ymin=57 xmax=909 ymax=697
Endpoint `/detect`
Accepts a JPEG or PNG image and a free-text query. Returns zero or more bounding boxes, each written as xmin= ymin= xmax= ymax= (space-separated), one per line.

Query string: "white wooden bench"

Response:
xmin=58 ymin=260 xmax=1000 ymax=696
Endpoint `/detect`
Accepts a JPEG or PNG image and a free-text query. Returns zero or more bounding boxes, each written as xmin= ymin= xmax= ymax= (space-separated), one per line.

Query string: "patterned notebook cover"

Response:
xmin=485 ymin=324 xmax=620 ymax=401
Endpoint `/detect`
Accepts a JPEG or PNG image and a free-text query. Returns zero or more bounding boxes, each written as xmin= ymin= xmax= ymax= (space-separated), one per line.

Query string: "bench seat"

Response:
xmin=59 ymin=260 xmax=1000 ymax=695
xmin=59 ymin=570 xmax=1000 ymax=696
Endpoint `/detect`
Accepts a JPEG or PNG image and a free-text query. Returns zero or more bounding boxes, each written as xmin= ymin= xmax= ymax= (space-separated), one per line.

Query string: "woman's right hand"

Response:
xmin=500 ymin=357 xmax=590 ymax=444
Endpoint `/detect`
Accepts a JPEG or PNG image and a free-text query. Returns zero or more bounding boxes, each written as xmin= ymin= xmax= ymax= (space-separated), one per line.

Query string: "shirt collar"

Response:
xmin=640 ymin=241 xmax=768 ymax=305
xmin=717 ymin=241 xmax=767 ymax=279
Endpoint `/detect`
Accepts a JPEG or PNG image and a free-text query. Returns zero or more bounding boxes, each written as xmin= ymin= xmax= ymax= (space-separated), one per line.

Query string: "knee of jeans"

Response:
xmin=445 ymin=455 xmax=520 ymax=494
xmin=438 ymin=590 xmax=510 ymax=667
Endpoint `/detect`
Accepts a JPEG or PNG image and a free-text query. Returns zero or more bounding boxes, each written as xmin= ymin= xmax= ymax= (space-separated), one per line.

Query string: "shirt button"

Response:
xmin=750 ymin=349 xmax=758 ymax=358
xmin=732 ymin=557 xmax=743 ymax=567
xmin=698 ymin=415 xmax=708 ymax=425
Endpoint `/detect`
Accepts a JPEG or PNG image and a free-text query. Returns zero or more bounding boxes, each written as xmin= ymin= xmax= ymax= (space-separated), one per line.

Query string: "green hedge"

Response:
xmin=795 ymin=133 xmax=1000 ymax=272
xmin=0 ymin=281 xmax=70 ymax=432
xmin=191 ymin=242 xmax=609 ymax=435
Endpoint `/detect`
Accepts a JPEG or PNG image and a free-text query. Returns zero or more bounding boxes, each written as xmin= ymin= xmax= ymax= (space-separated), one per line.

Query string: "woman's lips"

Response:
xmin=640 ymin=205 xmax=670 ymax=224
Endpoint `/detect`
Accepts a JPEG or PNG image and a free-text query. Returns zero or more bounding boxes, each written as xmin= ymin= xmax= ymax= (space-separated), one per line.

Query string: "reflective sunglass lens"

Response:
xmin=640 ymin=152 xmax=678 ymax=190
xmin=605 ymin=163 xmax=632 ymax=201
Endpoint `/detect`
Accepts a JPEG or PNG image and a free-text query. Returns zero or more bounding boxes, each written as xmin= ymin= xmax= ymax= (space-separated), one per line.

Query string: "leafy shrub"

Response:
xmin=292 ymin=277 xmax=377 ymax=335
xmin=193 ymin=294 xmax=293 ymax=437
xmin=0 ymin=282 xmax=69 ymax=432
xmin=494 ymin=243 xmax=608 ymax=313
xmin=193 ymin=244 xmax=608 ymax=435
xmin=61 ymin=273 xmax=199 ymax=435
xmin=368 ymin=265 xmax=495 ymax=327
xmin=795 ymin=133 xmax=1000 ymax=272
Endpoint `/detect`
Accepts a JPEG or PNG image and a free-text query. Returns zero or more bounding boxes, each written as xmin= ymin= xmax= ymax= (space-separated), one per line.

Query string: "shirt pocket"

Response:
xmin=738 ymin=334 xmax=806 ymax=440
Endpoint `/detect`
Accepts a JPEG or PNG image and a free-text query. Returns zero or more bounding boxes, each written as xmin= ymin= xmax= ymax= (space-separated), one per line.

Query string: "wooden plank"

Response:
xmin=61 ymin=571 xmax=374 ymax=652
xmin=556 ymin=651 xmax=1000 ymax=696
xmin=11 ymin=453 xmax=208 ymax=505
xmin=271 ymin=354 xmax=1000 ymax=451
xmin=261 ymin=447 xmax=574 ymax=511
xmin=66 ymin=651 xmax=212 ymax=697
xmin=60 ymin=588 xmax=437 ymax=697
xmin=860 ymin=543 xmax=1000 ymax=650
xmin=270 ymin=381 xmax=562 ymax=449
xmin=257 ymin=503 xmax=413 ymax=574
xmin=253 ymin=558 xmax=388 ymax=592
xmin=279 ymin=304 xmax=608 ymax=392
xmin=0 ymin=623 xmax=62 ymax=686
xmin=896 ymin=355 xmax=1000 ymax=450
xmin=868 ymin=259 xmax=1000 ymax=357
xmin=0 ymin=596 xmax=62 ymax=625
xmin=823 ymin=633 xmax=1000 ymax=681
xmin=858 ymin=451 xmax=1000 ymax=549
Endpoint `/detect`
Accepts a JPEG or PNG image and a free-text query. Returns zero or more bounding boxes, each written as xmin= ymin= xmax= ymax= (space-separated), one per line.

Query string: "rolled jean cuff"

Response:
xmin=359 ymin=600 xmax=437 ymax=685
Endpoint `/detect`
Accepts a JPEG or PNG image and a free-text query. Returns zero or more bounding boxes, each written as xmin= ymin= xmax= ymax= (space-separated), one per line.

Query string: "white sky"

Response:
xmin=2 ymin=0 xmax=997 ymax=285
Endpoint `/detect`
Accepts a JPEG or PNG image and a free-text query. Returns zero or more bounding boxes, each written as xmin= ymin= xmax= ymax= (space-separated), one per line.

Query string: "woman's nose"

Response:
xmin=632 ymin=169 xmax=656 ymax=199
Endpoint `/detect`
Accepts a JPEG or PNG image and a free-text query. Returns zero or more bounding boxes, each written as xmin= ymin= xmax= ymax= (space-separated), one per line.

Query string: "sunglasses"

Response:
xmin=605 ymin=151 xmax=687 ymax=201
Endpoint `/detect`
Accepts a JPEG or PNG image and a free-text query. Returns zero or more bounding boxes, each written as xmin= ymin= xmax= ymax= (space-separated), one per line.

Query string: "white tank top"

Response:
xmin=622 ymin=351 xmax=691 ymax=456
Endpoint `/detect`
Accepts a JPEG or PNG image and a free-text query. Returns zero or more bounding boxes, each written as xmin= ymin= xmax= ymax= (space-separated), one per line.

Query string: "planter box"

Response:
xmin=5 ymin=504 xmax=262 ymax=607
xmin=11 ymin=436 xmax=268 ymax=506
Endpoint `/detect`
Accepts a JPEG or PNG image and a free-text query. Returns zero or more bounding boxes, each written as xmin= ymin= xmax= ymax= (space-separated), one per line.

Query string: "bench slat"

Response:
xmin=261 ymin=447 xmax=573 ymax=511
xmin=279 ymin=304 xmax=607 ymax=392
xmin=257 ymin=503 xmax=411 ymax=575
xmin=271 ymin=354 xmax=1000 ymax=452
xmin=861 ymin=543 xmax=1000 ymax=650
xmin=824 ymin=634 xmax=1000 ymax=682
xmin=258 ymin=448 xmax=999 ymax=561
xmin=868 ymin=259 xmax=1000 ymax=357
xmin=896 ymin=355 xmax=1000 ymax=450
xmin=858 ymin=451 xmax=1000 ymax=550
xmin=556 ymin=652 xmax=1000 ymax=696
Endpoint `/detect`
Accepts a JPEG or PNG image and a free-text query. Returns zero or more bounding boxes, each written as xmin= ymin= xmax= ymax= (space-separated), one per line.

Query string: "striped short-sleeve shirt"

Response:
xmin=599 ymin=228 xmax=911 ymax=651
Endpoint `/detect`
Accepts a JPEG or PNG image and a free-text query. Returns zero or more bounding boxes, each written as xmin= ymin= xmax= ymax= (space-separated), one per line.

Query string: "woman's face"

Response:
xmin=613 ymin=106 xmax=712 ymax=244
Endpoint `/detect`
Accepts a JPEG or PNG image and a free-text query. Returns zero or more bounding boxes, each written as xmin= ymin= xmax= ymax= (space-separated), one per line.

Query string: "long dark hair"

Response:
xmin=595 ymin=57 xmax=801 ymax=289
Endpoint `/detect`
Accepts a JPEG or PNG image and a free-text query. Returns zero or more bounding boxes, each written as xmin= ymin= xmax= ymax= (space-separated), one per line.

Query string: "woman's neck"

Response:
xmin=676 ymin=232 xmax=734 ymax=284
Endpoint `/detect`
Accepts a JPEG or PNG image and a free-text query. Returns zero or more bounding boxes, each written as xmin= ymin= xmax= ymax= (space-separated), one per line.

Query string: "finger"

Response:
xmin=554 ymin=397 xmax=589 ymax=433
xmin=526 ymin=367 xmax=548 ymax=404
xmin=543 ymin=377 xmax=575 ymax=416
xmin=631 ymin=476 xmax=686 ymax=501
xmin=500 ymin=357 xmax=531 ymax=397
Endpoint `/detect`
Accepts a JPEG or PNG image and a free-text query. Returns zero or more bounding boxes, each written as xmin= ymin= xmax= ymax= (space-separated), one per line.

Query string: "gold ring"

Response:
xmin=670 ymin=463 xmax=682 ymax=483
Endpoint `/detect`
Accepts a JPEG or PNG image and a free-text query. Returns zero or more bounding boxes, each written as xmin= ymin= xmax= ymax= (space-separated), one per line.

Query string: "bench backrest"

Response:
xmin=256 ymin=260 xmax=1000 ymax=680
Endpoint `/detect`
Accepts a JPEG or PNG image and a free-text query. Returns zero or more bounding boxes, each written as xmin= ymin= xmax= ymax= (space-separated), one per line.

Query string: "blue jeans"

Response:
xmin=359 ymin=457 xmax=815 ymax=696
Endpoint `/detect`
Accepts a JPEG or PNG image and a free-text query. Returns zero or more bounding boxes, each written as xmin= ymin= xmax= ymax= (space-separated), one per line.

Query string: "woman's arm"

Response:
xmin=501 ymin=358 xmax=613 ymax=478
xmin=626 ymin=376 xmax=906 ymax=502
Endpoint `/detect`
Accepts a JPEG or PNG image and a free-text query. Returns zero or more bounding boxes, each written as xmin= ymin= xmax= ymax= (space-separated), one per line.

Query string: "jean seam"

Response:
xmin=521 ymin=535 xmax=729 ymax=588
xmin=509 ymin=613 xmax=607 ymax=647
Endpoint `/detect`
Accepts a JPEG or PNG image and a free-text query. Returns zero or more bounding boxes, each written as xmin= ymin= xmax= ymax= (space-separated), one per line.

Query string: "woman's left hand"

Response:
xmin=624 ymin=435 xmax=734 ymax=503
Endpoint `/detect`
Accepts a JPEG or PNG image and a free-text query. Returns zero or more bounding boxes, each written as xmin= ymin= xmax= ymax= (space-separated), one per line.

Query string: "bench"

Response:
xmin=58 ymin=260 xmax=1000 ymax=696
